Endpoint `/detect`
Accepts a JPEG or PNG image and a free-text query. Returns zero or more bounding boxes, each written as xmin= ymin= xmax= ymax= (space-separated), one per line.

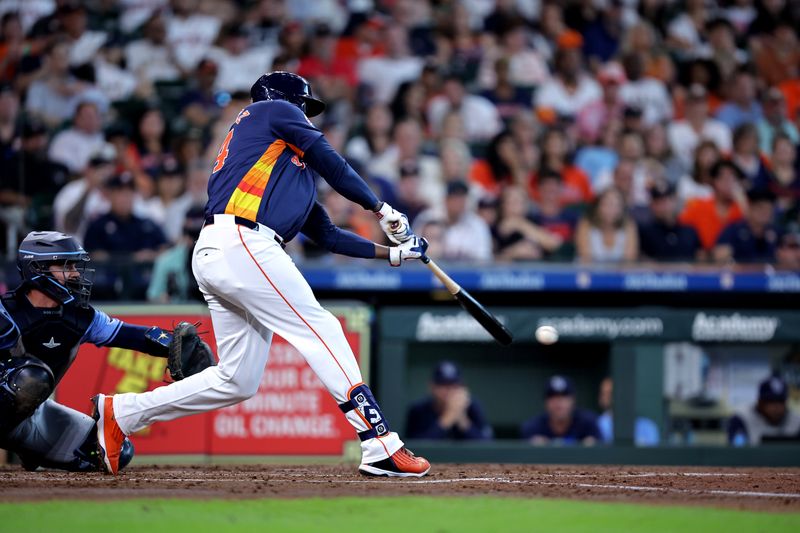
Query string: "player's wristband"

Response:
xmin=388 ymin=247 xmax=402 ymax=267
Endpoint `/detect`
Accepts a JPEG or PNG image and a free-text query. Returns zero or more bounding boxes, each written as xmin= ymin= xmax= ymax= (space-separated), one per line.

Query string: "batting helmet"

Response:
xmin=250 ymin=71 xmax=326 ymax=117
xmin=17 ymin=232 xmax=93 ymax=307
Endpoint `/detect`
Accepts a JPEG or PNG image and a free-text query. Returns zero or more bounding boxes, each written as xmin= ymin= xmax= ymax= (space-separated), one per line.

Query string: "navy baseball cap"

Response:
xmin=545 ymin=375 xmax=575 ymax=398
xmin=433 ymin=361 xmax=462 ymax=385
xmin=759 ymin=376 xmax=788 ymax=403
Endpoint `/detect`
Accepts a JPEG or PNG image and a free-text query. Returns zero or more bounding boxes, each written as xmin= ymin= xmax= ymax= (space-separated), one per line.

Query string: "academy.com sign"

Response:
xmin=536 ymin=315 xmax=664 ymax=339
xmin=691 ymin=312 xmax=780 ymax=342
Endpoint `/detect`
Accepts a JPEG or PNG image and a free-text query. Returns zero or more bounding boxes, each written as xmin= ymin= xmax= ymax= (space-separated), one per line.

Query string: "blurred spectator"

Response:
xmin=596 ymin=377 xmax=660 ymax=446
xmin=676 ymin=140 xmax=720 ymax=204
xmin=389 ymin=80 xmax=427 ymax=125
xmin=243 ymin=0 xmax=287 ymax=49
xmin=730 ymin=123 xmax=771 ymax=189
xmin=416 ymin=180 xmax=492 ymax=262
xmin=666 ymin=0 xmax=709 ymax=58
xmin=146 ymin=205 xmax=204 ymax=303
xmin=753 ymin=20 xmax=799 ymax=87
xmin=575 ymin=187 xmax=638 ymax=263
xmin=531 ymin=127 xmax=593 ymax=207
xmin=714 ymin=189 xmax=779 ymax=264
xmin=776 ymin=230 xmax=800 ymax=271
xmin=477 ymin=20 xmax=548 ymax=92
xmin=24 ymin=39 xmax=106 ymax=127
xmin=574 ymin=118 xmax=622 ymax=184
xmin=61 ymin=2 xmax=107 ymax=67
xmin=47 ymin=100 xmax=105 ymax=174
xmin=530 ymin=171 xmax=580 ymax=255
xmin=179 ymin=58 xmax=221 ymax=131
xmin=593 ymin=131 xmax=651 ymax=211
xmin=405 ymin=360 xmax=492 ymax=440
xmin=0 ymin=11 xmax=36 ymax=83
xmin=1 ymin=117 xmax=69 ymax=228
xmin=127 ymin=106 xmax=171 ymax=192
xmin=703 ymin=18 xmax=746 ymax=82
xmin=143 ymin=156 xmax=193 ymax=243
xmin=207 ymin=24 xmax=274 ymax=94
xmin=521 ymin=375 xmax=601 ymax=446
xmin=638 ymin=181 xmax=702 ymax=262
xmin=471 ymin=130 xmax=532 ymax=197
xmin=165 ymin=0 xmax=221 ymax=71
xmin=297 ymin=24 xmax=357 ymax=106
xmin=642 ymin=122 xmax=684 ymax=186
xmin=576 ymin=61 xmax=625 ymax=145
xmin=0 ymin=81 xmax=18 ymax=156
xmin=667 ymin=84 xmax=732 ymax=168
xmin=480 ymin=57 xmax=534 ymax=123
xmin=618 ymin=52 xmax=673 ymax=127
xmin=764 ymin=134 xmax=799 ymax=209
xmin=428 ymin=74 xmax=501 ymax=143
xmin=52 ymin=142 xmax=118 ymax=239
xmin=439 ymin=138 xmax=474 ymax=187
xmin=581 ymin=0 xmax=624 ymax=64
xmin=728 ymin=376 xmax=800 ymax=446
xmin=345 ymin=103 xmax=393 ymax=170
xmin=680 ymin=160 xmax=746 ymax=251
xmin=716 ymin=69 xmax=761 ymax=131
xmin=534 ymin=34 xmax=601 ymax=119
xmin=391 ymin=161 xmax=429 ymax=226
xmin=493 ymin=185 xmax=562 ymax=262
xmin=125 ymin=13 xmax=184 ymax=84
xmin=757 ymin=87 xmax=799 ymax=154
xmin=334 ymin=14 xmax=385 ymax=62
xmin=358 ymin=25 xmax=423 ymax=105
xmin=369 ymin=117 xmax=442 ymax=204
xmin=618 ymin=21 xmax=673 ymax=83
xmin=83 ymin=172 xmax=167 ymax=261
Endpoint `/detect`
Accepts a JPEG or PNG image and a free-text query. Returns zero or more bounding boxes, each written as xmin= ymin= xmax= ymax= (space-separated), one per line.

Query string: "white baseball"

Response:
xmin=535 ymin=325 xmax=559 ymax=345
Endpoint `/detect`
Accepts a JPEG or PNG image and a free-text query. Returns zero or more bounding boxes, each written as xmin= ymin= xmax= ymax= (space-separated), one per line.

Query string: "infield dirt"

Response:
xmin=1 ymin=464 xmax=799 ymax=512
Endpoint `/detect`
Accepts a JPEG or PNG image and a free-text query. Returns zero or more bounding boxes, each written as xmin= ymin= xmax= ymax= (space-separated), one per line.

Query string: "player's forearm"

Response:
xmin=304 ymin=136 xmax=381 ymax=211
xmin=108 ymin=323 xmax=170 ymax=358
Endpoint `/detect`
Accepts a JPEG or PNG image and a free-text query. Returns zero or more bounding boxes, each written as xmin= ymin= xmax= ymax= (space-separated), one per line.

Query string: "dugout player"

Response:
xmin=0 ymin=231 xmax=181 ymax=472
xmin=94 ymin=72 xmax=431 ymax=477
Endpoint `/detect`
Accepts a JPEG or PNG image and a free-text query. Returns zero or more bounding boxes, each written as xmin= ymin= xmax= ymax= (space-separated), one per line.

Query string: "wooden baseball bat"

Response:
xmin=421 ymin=256 xmax=513 ymax=346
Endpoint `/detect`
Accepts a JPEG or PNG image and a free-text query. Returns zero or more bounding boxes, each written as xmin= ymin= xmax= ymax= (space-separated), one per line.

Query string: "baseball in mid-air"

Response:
xmin=535 ymin=325 xmax=559 ymax=345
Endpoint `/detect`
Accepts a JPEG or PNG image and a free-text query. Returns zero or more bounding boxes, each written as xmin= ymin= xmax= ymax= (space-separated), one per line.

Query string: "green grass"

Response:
xmin=1 ymin=497 xmax=798 ymax=533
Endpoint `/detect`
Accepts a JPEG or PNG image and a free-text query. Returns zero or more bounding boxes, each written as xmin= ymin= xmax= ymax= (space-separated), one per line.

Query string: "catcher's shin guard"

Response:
xmin=338 ymin=384 xmax=389 ymax=442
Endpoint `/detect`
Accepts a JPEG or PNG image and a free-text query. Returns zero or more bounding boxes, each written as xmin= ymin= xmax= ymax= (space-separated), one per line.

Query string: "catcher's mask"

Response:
xmin=17 ymin=232 xmax=94 ymax=308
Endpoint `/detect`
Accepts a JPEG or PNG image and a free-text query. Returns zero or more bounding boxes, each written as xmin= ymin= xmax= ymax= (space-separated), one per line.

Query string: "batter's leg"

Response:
xmin=112 ymin=291 xmax=273 ymax=435
xmin=229 ymin=228 xmax=403 ymax=464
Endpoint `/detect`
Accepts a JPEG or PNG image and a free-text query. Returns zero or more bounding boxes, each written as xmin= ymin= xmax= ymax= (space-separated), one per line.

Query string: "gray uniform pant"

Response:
xmin=4 ymin=399 xmax=94 ymax=464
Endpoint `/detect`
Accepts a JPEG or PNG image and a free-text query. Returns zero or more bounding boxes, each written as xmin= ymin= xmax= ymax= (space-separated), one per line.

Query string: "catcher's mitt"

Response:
xmin=167 ymin=322 xmax=216 ymax=380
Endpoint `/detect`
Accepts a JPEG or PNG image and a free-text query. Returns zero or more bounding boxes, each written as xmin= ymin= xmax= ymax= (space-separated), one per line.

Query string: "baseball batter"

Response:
xmin=95 ymin=72 xmax=431 ymax=477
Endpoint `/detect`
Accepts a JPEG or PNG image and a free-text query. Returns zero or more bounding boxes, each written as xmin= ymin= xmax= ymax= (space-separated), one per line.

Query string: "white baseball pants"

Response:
xmin=113 ymin=214 xmax=403 ymax=463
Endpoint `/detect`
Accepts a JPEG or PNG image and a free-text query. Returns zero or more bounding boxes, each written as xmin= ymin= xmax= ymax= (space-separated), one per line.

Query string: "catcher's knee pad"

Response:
xmin=338 ymin=384 xmax=390 ymax=441
xmin=0 ymin=355 xmax=54 ymax=428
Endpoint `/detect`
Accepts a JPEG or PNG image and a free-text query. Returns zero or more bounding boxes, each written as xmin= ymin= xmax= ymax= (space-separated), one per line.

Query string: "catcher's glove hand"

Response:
xmin=167 ymin=322 xmax=216 ymax=381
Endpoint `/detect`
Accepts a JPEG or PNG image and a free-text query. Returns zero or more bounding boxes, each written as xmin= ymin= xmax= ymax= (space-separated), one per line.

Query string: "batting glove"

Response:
xmin=388 ymin=237 xmax=429 ymax=267
xmin=375 ymin=202 xmax=412 ymax=244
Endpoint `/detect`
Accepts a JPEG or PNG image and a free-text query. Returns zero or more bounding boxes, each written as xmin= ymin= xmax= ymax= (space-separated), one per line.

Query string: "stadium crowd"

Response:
xmin=1 ymin=0 xmax=800 ymax=300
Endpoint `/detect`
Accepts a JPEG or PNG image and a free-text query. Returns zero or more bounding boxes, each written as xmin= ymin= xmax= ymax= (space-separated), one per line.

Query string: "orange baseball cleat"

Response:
xmin=358 ymin=447 xmax=431 ymax=478
xmin=91 ymin=394 xmax=126 ymax=475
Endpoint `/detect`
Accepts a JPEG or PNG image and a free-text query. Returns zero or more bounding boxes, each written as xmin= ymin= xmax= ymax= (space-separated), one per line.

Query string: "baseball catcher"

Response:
xmin=0 ymin=231 xmax=215 ymax=472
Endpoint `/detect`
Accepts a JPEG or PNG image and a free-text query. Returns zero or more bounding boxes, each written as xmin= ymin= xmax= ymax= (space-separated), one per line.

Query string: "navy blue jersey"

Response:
xmin=520 ymin=408 xmax=602 ymax=443
xmin=206 ymin=100 xmax=324 ymax=241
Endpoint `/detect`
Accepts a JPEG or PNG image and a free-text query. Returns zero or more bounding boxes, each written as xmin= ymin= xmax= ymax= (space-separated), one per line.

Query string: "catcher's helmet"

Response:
xmin=250 ymin=71 xmax=326 ymax=117
xmin=17 ymin=232 xmax=93 ymax=307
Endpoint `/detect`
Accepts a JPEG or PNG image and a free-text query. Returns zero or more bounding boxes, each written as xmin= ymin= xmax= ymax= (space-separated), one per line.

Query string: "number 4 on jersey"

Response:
xmin=212 ymin=109 xmax=250 ymax=173
xmin=212 ymin=129 xmax=233 ymax=173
